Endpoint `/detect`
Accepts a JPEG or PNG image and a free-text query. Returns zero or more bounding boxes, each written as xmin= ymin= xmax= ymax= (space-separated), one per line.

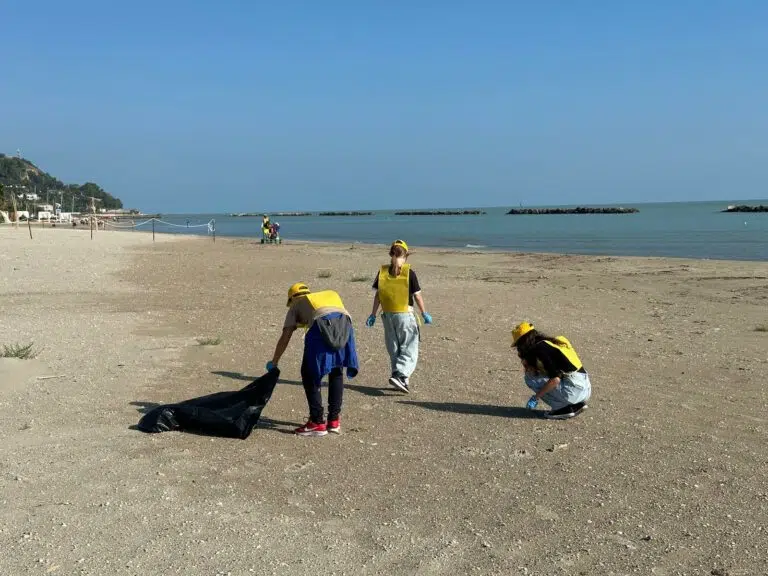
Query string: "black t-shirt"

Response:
xmin=524 ymin=340 xmax=583 ymax=379
xmin=372 ymin=268 xmax=421 ymax=306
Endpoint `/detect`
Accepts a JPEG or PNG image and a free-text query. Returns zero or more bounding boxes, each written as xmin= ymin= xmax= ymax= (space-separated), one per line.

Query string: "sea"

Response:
xmin=140 ymin=201 xmax=767 ymax=262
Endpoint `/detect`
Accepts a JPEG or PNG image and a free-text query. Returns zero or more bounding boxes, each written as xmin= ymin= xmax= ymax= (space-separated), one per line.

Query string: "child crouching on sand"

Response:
xmin=511 ymin=322 xmax=591 ymax=419
xmin=366 ymin=240 xmax=432 ymax=393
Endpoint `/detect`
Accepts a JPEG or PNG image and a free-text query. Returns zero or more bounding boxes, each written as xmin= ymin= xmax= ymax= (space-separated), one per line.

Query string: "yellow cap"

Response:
xmin=391 ymin=239 xmax=409 ymax=252
xmin=511 ymin=322 xmax=535 ymax=345
xmin=287 ymin=282 xmax=310 ymax=306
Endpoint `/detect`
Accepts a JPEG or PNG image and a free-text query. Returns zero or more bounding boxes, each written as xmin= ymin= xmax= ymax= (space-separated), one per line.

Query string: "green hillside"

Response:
xmin=0 ymin=154 xmax=122 ymax=213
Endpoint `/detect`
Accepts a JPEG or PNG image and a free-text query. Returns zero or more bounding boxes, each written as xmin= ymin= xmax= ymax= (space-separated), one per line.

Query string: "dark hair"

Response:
xmin=516 ymin=329 xmax=558 ymax=363
xmin=389 ymin=245 xmax=408 ymax=258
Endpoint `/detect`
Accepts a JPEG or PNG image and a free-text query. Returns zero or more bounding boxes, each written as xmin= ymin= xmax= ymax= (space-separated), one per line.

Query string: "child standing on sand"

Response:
xmin=366 ymin=240 xmax=432 ymax=393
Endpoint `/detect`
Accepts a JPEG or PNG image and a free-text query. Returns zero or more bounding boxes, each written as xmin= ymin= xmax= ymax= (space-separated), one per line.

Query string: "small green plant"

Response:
xmin=317 ymin=270 xmax=333 ymax=279
xmin=196 ymin=337 xmax=221 ymax=346
xmin=755 ymin=325 xmax=768 ymax=333
xmin=1 ymin=342 xmax=37 ymax=359
xmin=350 ymin=273 xmax=370 ymax=283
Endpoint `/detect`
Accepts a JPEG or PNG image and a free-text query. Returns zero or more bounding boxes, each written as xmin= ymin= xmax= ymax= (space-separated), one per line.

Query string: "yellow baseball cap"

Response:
xmin=511 ymin=322 xmax=535 ymax=345
xmin=287 ymin=282 xmax=310 ymax=306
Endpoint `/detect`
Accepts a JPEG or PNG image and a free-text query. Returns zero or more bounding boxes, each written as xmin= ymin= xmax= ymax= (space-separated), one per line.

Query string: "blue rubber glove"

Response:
xmin=266 ymin=361 xmax=276 ymax=372
xmin=526 ymin=395 xmax=539 ymax=410
xmin=422 ymin=312 xmax=433 ymax=325
xmin=366 ymin=314 xmax=376 ymax=327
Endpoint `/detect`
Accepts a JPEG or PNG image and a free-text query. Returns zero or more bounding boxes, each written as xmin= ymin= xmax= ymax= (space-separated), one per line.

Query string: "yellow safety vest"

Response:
xmin=377 ymin=264 xmax=410 ymax=313
xmin=541 ymin=336 xmax=584 ymax=372
xmin=306 ymin=290 xmax=346 ymax=311
xmin=292 ymin=290 xmax=346 ymax=331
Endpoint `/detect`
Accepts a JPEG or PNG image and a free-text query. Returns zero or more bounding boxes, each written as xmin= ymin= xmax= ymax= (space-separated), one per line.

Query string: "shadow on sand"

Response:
xmin=211 ymin=370 xmax=302 ymax=386
xmin=397 ymin=400 xmax=541 ymax=419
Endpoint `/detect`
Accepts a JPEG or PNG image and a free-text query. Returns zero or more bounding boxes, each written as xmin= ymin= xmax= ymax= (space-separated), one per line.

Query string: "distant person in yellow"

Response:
xmin=261 ymin=214 xmax=271 ymax=237
xmin=266 ymin=283 xmax=359 ymax=436
xmin=366 ymin=240 xmax=432 ymax=393
xmin=511 ymin=322 xmax=591 ymax=419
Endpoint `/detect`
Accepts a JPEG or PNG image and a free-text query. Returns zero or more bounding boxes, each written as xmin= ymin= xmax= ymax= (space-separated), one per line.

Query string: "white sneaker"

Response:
xmin=388 ymin=375 xmax=409 ymax=393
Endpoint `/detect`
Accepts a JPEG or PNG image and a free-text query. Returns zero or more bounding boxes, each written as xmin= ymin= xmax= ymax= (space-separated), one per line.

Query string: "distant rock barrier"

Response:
xmin=230 ymin=212 xmax=313 ymax=217
xmin=722 ymin=205 xmax=768 ymax=213
xmin=230 ymin=211 xmax=373 ymax=217
xmin=317 ymin=211 xmax=374 ymax=216
xmin=394 ymin=210 xmax=486 ymax=216
xmin=506 ymin=207 xmax=639 ymax=215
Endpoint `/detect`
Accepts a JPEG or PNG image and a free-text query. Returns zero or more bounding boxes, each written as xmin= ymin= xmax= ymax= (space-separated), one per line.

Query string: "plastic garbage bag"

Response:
xmin=137 ymin=368 xmax=279 ymax=439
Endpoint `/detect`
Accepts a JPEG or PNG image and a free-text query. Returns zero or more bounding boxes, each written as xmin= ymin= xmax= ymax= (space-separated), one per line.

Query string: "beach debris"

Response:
xmin=547 ymin=443 xmax=569 ymax=452
xmin=36 ymin=375 xmax=65 ymax=380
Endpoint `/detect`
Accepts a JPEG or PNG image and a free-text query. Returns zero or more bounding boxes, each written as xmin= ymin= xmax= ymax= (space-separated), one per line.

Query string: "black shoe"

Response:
xmin=544 ymin=403 xmax=587 ymax=420
xmin=388 ymin=374 xmax=409 ymax=393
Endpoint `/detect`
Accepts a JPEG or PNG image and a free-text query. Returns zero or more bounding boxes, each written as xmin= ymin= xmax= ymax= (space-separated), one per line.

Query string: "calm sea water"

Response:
xmin=146 ymin=201 xmax=767 ymax=261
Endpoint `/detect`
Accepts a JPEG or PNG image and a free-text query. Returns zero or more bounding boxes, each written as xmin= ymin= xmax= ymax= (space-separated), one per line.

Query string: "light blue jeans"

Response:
xmin=381 ymin=311 xmax=420 ymax=377
xmin=524 ymin=371 xmax=591 ymax=411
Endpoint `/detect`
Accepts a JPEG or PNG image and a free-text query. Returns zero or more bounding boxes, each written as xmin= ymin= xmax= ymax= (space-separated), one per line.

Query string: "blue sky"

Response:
xmin=1 ymin=1 xmax=766 ymax=212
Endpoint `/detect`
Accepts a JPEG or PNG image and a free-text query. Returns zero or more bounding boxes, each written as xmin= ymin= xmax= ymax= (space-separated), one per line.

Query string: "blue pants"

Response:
xmin=524 ymin=371 xmax=592 ymax=411
xmin=381 ymin=311 xmax=420 ymax=378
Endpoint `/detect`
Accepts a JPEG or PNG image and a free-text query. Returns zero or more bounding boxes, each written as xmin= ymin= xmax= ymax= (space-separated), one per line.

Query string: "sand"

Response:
xmin=1 ymin=225 xmax=767 ymax=575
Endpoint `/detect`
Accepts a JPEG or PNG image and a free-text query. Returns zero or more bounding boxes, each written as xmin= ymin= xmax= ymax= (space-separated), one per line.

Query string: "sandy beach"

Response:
xmin=1 ymin=225 xmax=767 ymax=575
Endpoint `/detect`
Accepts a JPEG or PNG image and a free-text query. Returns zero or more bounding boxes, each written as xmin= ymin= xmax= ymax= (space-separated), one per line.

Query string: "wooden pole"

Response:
xmin=212 ymin=220 xmax=216 ymax=243
xmin=90 ymin=216 xmax=93 ymax=240
xmin=11 ymin=194 xmax=18 ymax=230
xmin=152 ymin=218 xmax=155 ymax=242
xmin=28 ymin=216 xmax=33 ymax=239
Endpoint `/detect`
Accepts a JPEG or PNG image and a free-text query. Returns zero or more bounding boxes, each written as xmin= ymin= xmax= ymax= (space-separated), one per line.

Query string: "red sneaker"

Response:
xmin=327 ymin=419 xmax=341 ymax=434
xmin=294 ymin=421 xmax=327 ymax=437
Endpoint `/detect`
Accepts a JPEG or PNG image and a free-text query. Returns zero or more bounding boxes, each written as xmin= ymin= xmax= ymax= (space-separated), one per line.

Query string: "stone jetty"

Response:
xmin=506 ymin=207 xmax=639 ymax=215
xmin=230 ymin=212 xmax=313 ymax=217
xmin=394 ymin=210 xmax=486 ymax=216
xmin=317 ymin=211 xmax=374 ymax=216
xmin=722 ymin=205 xmax=768 ymax=213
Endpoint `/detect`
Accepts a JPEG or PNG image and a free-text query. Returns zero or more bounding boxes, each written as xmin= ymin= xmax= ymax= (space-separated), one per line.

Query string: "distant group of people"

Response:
xmin=265 ymin=239 xmax=592 ymax=437
xmin=261 ymin=214 xmax=280 ymax=241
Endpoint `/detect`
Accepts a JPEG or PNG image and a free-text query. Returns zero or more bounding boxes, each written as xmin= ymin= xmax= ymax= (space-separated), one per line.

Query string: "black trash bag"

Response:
xmin=137 ymin=369 xmax=279 ymax=439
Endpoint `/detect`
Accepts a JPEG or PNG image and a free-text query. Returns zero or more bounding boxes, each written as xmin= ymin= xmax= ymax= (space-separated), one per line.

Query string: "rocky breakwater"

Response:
xmin=394 ymin=210 xmax=486 ymax=215
xmin=506 ymin=206 xmax=639 ymax=215
xmin=317 ymin=211 xmax=374 ymax=216
xmin=722 ymin=205 xmax=768 ymax=213
xmin=230 ymin=212 xmax=313 ymax=217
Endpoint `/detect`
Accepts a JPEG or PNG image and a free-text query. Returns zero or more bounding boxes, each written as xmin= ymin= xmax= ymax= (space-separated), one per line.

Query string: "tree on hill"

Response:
xmin=0 ymin=154 xmax=123 ymax=212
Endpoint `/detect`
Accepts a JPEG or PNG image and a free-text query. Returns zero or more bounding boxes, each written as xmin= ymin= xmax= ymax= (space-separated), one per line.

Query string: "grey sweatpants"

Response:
xmin=524 ymin=371 xmax=592 ymax=411
xmin=381 ymin=311 xmax=420 ymax=378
